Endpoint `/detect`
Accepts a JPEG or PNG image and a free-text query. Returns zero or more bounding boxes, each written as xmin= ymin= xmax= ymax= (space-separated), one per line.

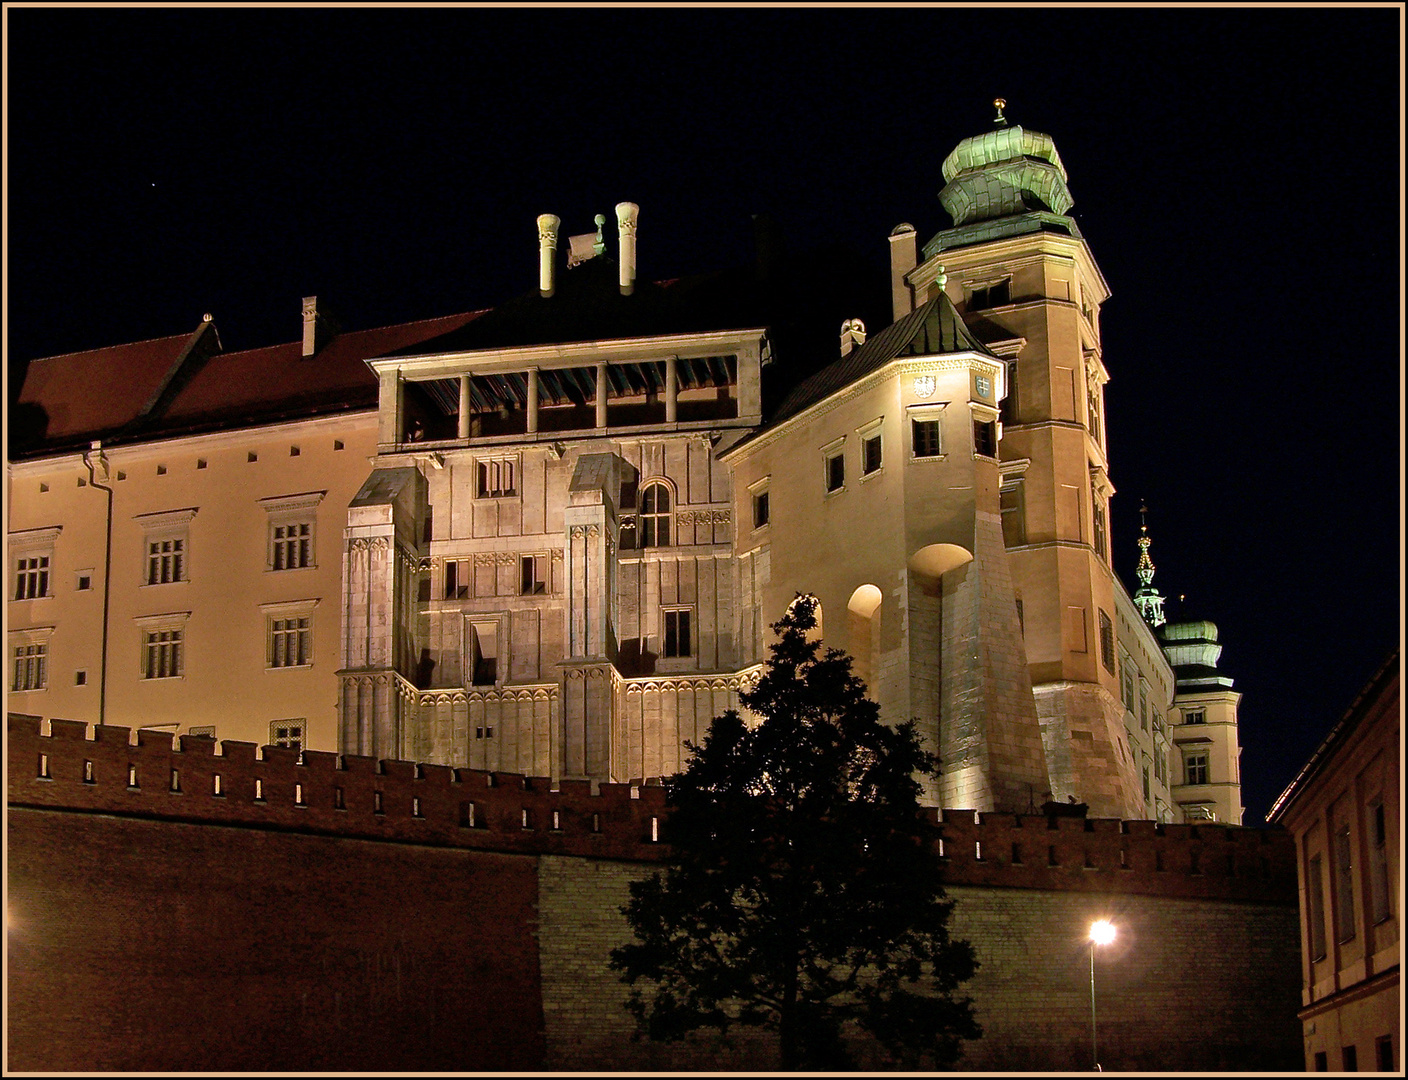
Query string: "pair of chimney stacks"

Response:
xmin=537 ymin=202 xmax=639 ymax=299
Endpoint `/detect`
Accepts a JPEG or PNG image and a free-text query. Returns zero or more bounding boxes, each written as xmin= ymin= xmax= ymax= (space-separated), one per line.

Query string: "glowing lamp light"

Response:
xmin=1089 ymin=919 xmax=1116 ymax=945
xmin=1088 ymin=919 xmax=1116 ymax=1069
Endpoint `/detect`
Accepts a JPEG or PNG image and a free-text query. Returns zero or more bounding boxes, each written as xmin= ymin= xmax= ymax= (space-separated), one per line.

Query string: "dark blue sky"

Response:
xmin=6 ymin=7 xmax=1401 ymax=823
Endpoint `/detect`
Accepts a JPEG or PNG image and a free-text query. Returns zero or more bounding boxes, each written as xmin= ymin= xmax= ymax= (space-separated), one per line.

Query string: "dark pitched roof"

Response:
xmin=768 ymin=291 xmax=996 ymax=426
xmin=386 ymin=256 xmax=769 ymax=358
xmin=12 ymin=309 xmax=484 ymax=456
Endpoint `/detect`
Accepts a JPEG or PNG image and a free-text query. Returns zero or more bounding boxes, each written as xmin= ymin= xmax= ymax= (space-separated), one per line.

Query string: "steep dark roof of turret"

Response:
xmin=768 ymin=291 xmax=996 ymax=425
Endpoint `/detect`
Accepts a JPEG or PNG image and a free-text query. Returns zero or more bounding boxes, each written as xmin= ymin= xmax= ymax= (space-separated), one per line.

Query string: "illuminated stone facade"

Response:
xmin=9 ymin=115 xmax=1242 ymax=822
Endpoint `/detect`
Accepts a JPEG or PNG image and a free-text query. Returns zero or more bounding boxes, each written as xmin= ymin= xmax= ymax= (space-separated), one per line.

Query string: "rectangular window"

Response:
xmin=146 ymin=537 xmax=186 ymax=584
xmin=144 ymin=630 xmax=183 ymax=679
xmin=476 ymin=458 xmax=517 ymax=498
xmin=752 ymin=490 xmax=769 ymax=529
xmin=269 ymin=616 xmax=312 ymax=668
xmin=663 ymin=609 xmax=692 ymax=658
xmin=862 ymin=434 xmax=882 ymax=475
xmin=271 ymin=521 xmax=313 ymax=570
xmin=1341 ymin=1046 xmax=1357 ymax=1072
xmin=1184 ymin=752 xmax=1209 ymax=786
xmin=972 ymin=417 xmax=997 ymax=457
xmin=1184 ymin=709 xmax=1206 ymax=725
xmin=270 ymin=720 xmax=303 ymax=753
xmin=912 ymin=418 xmax=941 ymax=458
xmin=1376 ymin=1037 xmax=1393 ymax=1072
xmin=444 ymin=558 xmax=470 ymax=600
xmin=1139 ymin=686 xmax=1149 ymax=731
xmin=470 ymin=622 xmax=498 ymax=685
xmin=1000 ymin=359 xmax=1019 ymax=425
xmin=1313 ymin=1051 xmax=1327 ymax=1072
xmin=12 ymin=643 xmax=46 ymax=691
xmin=520 ymin=554 xmax=547 ymax=596
xmin=1120 ymin=661 xmax=1135 ymax=708
xmin=1308 ymin=855 xmax=1328 ymax=960
xmin=1098 ymin=610 xmax=1115 ymax=674
xmin=14 ymin=556 xmax=50 ymax=600
xmin=969 ymin=279 xmax=1011 ymax=310
xmin=1369 ymin=800 xmax=1391 ymax=923
xmin=826 ymin=451 xmax=845 ymax=493
xmin=1142 ymin=766 xmax=1151 ymax=800
xmin=1092 ymin=492 xmax=1107 ymax=559
xmin=1335 ymin=820 xmax=1357 ymax=942
xmin=999 ymin=482 xmax=1026 ymax=546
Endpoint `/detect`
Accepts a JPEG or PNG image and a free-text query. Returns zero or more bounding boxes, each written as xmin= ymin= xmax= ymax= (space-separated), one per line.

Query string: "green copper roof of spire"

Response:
xmin=938 ymin=100 xmax=1074 ymax=227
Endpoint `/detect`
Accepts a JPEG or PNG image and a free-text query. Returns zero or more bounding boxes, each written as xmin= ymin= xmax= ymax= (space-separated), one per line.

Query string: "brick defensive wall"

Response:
xmin=9 ymin=713 xmax=1295 ymax=904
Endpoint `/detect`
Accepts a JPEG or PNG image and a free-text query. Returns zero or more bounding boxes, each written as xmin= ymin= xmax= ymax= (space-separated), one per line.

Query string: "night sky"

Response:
xmin=6 ymin=7 xmax=1401 ymax=824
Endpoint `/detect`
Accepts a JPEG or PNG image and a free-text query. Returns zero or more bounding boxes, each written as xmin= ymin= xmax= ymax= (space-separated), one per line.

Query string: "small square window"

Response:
xmin=75 ymin=670 xmax=87 ymax=686
xmin=476 ymin=458 xmax=517 ymax=498
xmin=270 ymin=720 xmax=303 ymax=753
xmin=862 ymin=434 xmax=882 ymax=475
xmin=156 ymin=464 xmax=167 ymax=476
xmin=912 ymin=418 xmax=941 ymax=458
xmin=289 ymin=446 xmax=300 ymax=457
xmin=753 ymin=490 xmax=769 ymax=529
xmin=197 ymin=459 xmax=207 ymax=469
xmin=334 ymin=440 xmax=344 ymax=451
xmin=826 ymin=452 xmax=845 ymax=493
xmin=1183 ymin=710 xmax=1206 ymax=725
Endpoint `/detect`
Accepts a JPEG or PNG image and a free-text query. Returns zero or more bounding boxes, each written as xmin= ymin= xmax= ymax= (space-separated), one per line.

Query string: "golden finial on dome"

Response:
xmin=993 ymin=98 xmax=1007 ymax=124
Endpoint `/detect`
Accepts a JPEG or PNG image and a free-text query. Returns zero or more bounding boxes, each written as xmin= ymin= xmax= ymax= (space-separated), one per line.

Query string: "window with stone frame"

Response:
xmin=1183 ymin=751 xmax=1209 ymax=786
xmin=1098 ymin=610 xmax=1115 ymax=674
xmin=1092 ymin=488 xmax=1108 ymax=560
xmin=969 ymin=278 xmax=1011 ymax=310
xmin=11 ymin=641 xmax=47 ymax=691
xmin=270 ymin=720 xmax=304 ymax=753
xmin=861 ymin=432 xmax=882 ymax=476
xmin=1000 ymin=480 xmax=1026 ymax=546
xmin=972 ymin=417 xmax=997 ymax=457
xmin=468 ymin=619 xmax=501 ymax=686
xmin=260 ymin=492 xmax=324 ymax=572
xmin=1334 ymin=816 xmax=1357 ymax=942
xmin=1183 ymin=709 xmax=1206 ymax=725
xmin=10 ymin=526 xmax=60 ymax=601
xmin=662 ymin=608 xmax=693 ymax=658
xmin=752 ymin=489 xmax=770 ymax=530
xmin=141 ymin=630 xmax=183 ymax=679
xmin=520 ymin=553 xmax=548 ymax=596
xmin=444 ymin=558 xmax=470 ymax=599
xmin=1368 ymin=799 xmax=1391 ymax=924
xmin=639 ymin=483 xmax=672 ymax=548
xmin=1307 ymin=854 xmax=1328 ymax=960
xmin=476 ymin=457 xmax=517 ymax=499
xmin=261 ymin=599 xmax=318 ymax=669
xmin=136 ymin=509 xmax=197 ymax=586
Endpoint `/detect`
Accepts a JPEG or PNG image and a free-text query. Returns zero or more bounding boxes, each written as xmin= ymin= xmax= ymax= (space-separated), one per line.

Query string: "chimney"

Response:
xmin=615 ymin=202 xmax=639 ymax=295
xmin=840 ymin=319 xmax=866 ymax=357
xmin=537 ymin=214 xmax=561 ymax=297
xmin=302 ymin=297 xmax=336 ymax=357
xmin=888 ymin=224 xmax=918 ymax=322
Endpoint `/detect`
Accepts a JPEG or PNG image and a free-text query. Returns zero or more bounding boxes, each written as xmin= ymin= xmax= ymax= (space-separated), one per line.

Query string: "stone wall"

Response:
xmin=8 ymin=714 xmax=1303 ymax=1072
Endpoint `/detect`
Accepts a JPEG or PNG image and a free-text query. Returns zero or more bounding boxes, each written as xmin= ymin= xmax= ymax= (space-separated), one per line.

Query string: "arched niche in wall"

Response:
xmin=846 ymin=584 xmax=884 ymax=692
xmin=908 ymin=543 xmax=973 ymax=596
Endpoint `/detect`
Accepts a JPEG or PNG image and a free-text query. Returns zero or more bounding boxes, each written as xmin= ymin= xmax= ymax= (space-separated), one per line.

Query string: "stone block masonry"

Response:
xmin=8 ymin=714 xmax=1302 ymax=1071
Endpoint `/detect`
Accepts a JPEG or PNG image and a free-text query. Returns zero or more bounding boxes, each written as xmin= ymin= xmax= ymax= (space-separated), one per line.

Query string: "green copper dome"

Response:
xmin=938 ymin=120 xmax=1074 ymax=226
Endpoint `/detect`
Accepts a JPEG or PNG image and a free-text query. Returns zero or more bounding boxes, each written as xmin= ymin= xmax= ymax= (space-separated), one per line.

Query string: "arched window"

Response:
xmin=639 ymin=483 xmax=671 ymax=548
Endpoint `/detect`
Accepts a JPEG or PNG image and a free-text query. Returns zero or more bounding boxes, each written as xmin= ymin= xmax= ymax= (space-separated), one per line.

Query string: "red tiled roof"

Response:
xmin=164 ymin=310 xmax=483 ymax=424
xmin=17 ymin=331 xmax=195 ymax=442
xmin=14 ymin=309 xmax=485 ymax=454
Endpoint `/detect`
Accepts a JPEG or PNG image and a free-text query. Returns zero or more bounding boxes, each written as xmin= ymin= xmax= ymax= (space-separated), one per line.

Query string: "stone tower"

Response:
xmin=892 ymin=100 xmax=1140 ymax=818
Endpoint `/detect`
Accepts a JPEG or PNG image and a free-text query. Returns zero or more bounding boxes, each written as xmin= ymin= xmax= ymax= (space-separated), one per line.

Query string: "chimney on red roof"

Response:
xmin=616 ymin=202 xmax=639 ymax=296
xmin=302 ymin=297 xmax=338 ymax=357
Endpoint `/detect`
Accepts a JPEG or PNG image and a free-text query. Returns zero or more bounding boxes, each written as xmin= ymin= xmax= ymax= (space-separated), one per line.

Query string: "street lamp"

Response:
xmin=1088 ymin=920 xmax=1116 ymax=1070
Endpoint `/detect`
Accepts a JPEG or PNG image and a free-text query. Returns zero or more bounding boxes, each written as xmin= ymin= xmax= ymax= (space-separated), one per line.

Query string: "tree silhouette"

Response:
xmin=610 ymin=595 xmax=980 ymax=1069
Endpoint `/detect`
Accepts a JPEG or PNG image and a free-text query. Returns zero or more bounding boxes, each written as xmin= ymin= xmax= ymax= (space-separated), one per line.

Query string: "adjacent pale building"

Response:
xmin=8 ymin=106 xmax=1241 ymax=823
xmin=1267 ymin=649 xmax=1400 ymax=1072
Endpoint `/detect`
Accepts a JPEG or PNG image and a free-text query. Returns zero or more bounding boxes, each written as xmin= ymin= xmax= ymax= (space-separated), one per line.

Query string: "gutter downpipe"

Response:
xmin=82 ymin=441 xmax=114 ymax=726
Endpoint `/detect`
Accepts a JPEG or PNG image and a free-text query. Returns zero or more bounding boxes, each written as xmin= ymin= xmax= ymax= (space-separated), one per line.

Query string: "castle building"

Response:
xmin=1267 ymin=649 xmax=1399 ymax=1072
xmin=8 ymin=105 xmax=1241 ymax=823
